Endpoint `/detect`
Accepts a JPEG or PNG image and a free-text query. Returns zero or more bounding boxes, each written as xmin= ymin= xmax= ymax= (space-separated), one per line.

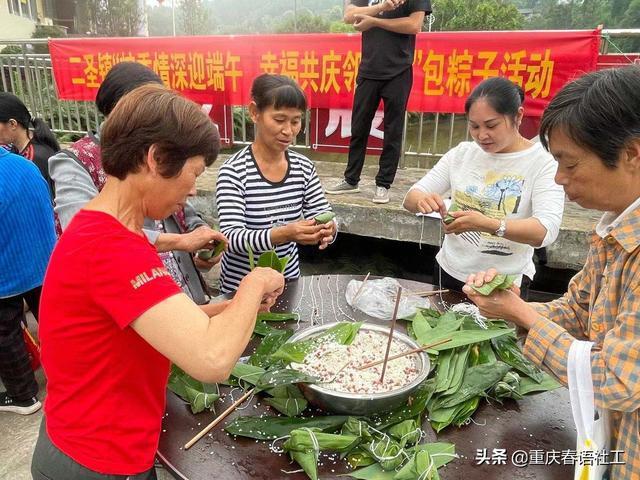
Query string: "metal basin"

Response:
xmin=287 ymin=322 xmax=431 ymax=416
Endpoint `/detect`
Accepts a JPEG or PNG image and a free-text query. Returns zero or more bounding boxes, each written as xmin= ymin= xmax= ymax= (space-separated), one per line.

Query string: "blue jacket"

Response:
xmin=0 ymin=147 xmax=56 ymax=297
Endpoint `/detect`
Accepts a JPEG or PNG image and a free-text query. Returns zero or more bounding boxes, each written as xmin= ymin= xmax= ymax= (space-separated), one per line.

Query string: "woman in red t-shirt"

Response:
xmin=31 ymin=84 xmax=285 ymax=480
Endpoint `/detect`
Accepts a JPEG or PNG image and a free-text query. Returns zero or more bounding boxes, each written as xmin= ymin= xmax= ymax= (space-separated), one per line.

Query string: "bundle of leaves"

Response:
xmin=404 ymin=307 xmax=561 ymax=432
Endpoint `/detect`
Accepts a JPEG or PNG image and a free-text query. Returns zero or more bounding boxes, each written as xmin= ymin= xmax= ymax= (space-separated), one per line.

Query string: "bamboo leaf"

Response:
xmin=345 ymin=464 xmax=396 ymax=479
xmin=284 ymin=429 xmax=359 ymax=453
xmin=255 ymin=368 xmax=318 ymax=391
xmin=280 ymin=255 xmax=291 ymax=272
xmin=414 ymin=312 xmax=463 ymax=346
xmin=249 ymin=328 xmax=293 ymax=368
xmin=257 ymin=251 xmax=283 ymax=271
xmin=517 ymin=372 xmax=562 ymax=395
xmin=412 ymin=310 xmax=433 ymax=341
xmin=264 ymin=396 xmax=308 ymax=417
xmin=442 ymin=347 xmax=471 ymax=396
xmin=434 ymin=350 xmax=454 ymax=393
xmin=370 ymin=379 xmax=436 ymax=430
xmin=413 ymin=442 xmax=457 ymax=469
xmin=443 ymin=202 xmax=461 ymax=224
xmin=167 ymin=364 xmax=219 ymax=414
xmin=270 ymin=322 xmax=362 ymax=364
xmin=267 ymin=383 xmax=305 ymax=399
xmin=387 ymin=419 xmax=421 ymax=447
xmin=452 ymin=397 xmax=481 ymax=427
xmin=491 ymin=335 xmax=546 ymax=383
xmin=420 ymin=328 xmax=515 ymax=352
xmin=431 ymin=362 xmax=511 ymax=409
xmin=225 ymin=415 xmax=349 ymax=440
xmin=246 ymin=241 xmax=255 ymax=270
xmin=471 ymin=274 xmax=517 ymax=296
xmin=347 ymin=443 xmax=455 ymax=480
xmin=347 ymin=449 xmax=377 ymax=468
xmin=230 ymin=362 xmax=265 ymax=386
xmin=253 ymin=321 xmax=275 ymax=336
xmin=290 ymin=449 xmax=319 ymax=480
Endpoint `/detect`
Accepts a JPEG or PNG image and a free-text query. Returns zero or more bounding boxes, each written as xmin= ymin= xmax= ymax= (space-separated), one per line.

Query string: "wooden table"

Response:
xmin=158 ymin=274 xmax=576 ymax=479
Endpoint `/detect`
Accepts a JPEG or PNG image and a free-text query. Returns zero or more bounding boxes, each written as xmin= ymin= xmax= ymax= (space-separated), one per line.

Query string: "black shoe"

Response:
xmin=0 ymin=392 xmax=41 ymax=415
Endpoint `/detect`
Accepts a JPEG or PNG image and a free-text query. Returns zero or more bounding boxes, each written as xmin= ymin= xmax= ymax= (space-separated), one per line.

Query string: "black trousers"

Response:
xmin=0 ymin=286 xmax=41 ymax=401
xmin=32 ymin=418 xmax=157 ymax=480
xmin=344 ymin=67 xmax=413 ymax=189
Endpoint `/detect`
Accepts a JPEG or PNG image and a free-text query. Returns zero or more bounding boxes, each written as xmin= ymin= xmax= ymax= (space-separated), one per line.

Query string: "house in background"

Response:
xmin=0 ymin=0 xmax=61 ymax=39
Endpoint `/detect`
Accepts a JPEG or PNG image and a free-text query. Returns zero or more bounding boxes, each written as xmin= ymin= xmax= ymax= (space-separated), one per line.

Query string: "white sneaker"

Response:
xmin=372 ymin=186 xmax=390 ymax=204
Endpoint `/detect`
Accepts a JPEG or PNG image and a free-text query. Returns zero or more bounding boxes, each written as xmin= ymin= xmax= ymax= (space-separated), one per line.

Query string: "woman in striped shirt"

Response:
xmin=216 ymin=74 xmax=336 ymax=292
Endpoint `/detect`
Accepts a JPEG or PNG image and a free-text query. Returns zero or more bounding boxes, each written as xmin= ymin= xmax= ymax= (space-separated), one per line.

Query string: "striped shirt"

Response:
xmin=0 ymin=147 xmax=56 ymax=297
xmin=524 ymin=202 xmax=640 ymax=479
xmin=216 ymin=146 xmax=332 ymax=293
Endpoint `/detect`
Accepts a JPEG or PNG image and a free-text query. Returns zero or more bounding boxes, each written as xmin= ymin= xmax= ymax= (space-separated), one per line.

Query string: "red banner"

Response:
xmin=49 ymin=30 xmax=599 ymax=117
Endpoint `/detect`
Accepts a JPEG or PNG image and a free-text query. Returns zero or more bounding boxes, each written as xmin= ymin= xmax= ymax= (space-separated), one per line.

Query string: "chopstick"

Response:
xmin=351 ymin=272 xmax=371 ymax=305
xmin=402 ymin=289 xmax=449 ymax=297
xmin=380 ymin=286 xmax=402 ymax=383
xmin=184 ymin=387 xmax=255 ymax=450
xmin=358 ymin=337 xmax=452 ymax=370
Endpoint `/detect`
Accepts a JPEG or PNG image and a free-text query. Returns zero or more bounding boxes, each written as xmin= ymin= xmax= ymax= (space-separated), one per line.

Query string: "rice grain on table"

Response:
xmin=291 ymin=330 xmax=420 ymax=394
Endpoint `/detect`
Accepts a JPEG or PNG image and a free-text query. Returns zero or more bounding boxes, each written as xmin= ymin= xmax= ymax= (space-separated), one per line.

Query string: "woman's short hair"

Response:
xmin=464 ymin=77 xmax=525 ymax=122
xmin=101 ymin=84 xmax=219 ymax=180
xmin=96 ymin=62 xmax=163 ymax=117
xmin=251 ymin=73 xmax=307 ymax=112
xmin=540 ymin=65 xmax=640 ymax=169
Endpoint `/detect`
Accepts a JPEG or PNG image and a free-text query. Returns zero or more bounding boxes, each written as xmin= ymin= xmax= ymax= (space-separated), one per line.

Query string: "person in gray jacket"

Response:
xmin=49 ymin=62 xmax=225 ymax=304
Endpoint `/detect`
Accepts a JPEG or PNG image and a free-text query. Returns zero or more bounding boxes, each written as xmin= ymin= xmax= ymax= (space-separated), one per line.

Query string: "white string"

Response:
xmin=281 ymin=468 xmax=305 ymax=474
xmin=316 ymin=276 xmax=325 ymax=324
xmin=417 ymin=456 xmax=435 ymax=480
xmin=292 ymin=276 xmax=307 ymax=330
xmin=326 ymin=274 xmax=339 ymax=323
xmin=301 ymin=427 xmax=321 ymax=454
xmin=461 ymin=416 xmax=487 ymax=427
xmin=270 ymin=434 xmax=291 ymax=453
xmin=450 ymin=302 xmax=488 ymax=329
xmin=437 ymin=220 xmax=446 ymax=306
xmin=400 ymin=427 xmax=425 ymax=444
xmin=335 ymin=274 xmax=356 ymax=321
xmin=308 ymin=275 xmax=319 ymax=326
xmin=227 ymin=386 xmax=256 ymax=409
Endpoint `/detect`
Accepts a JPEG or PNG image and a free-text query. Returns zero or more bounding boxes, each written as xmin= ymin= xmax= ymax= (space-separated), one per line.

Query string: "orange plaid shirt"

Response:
xmin=524 ymin=205 xmax=640 ymax=480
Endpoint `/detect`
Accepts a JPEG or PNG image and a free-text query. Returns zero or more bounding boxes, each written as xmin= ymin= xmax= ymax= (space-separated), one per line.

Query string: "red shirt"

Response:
xmin=40 ymin=210 xmax=181 ymax=475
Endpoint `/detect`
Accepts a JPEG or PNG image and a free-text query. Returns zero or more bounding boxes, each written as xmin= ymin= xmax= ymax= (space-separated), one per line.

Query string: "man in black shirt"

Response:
xmin=326 ymin=0 xmax=431 ymax=204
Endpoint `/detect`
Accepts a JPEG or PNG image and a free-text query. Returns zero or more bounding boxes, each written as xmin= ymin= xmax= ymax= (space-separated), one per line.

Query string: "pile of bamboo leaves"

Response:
xmin=404 ymin=307 xmax=561 ymax=432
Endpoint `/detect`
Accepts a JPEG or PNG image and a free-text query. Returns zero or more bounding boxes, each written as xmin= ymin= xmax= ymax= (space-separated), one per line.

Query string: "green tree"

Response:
xmin=83 ymin=0 xmax=143 ymax=37
xmin=329 ymin=21 xmax=356 ymax=33
xmin=147 ymin=5 xmax=175 ymax=36
xmin=273 ymin=11 xmax=331 ymax=33
xmin=431 ymin=0 xmax=524 ymax=30
xmin=526 ymin=0 xmax=609 ymax=29
xmin=180 ymin=0 xmax=212 ymax=35
xmin=615 ymin=0 xmax=640 ymax=51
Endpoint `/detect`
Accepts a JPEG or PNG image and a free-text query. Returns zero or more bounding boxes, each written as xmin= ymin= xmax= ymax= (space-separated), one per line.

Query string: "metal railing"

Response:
xmin=0 ymin=30 xmax=638 ymax=165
